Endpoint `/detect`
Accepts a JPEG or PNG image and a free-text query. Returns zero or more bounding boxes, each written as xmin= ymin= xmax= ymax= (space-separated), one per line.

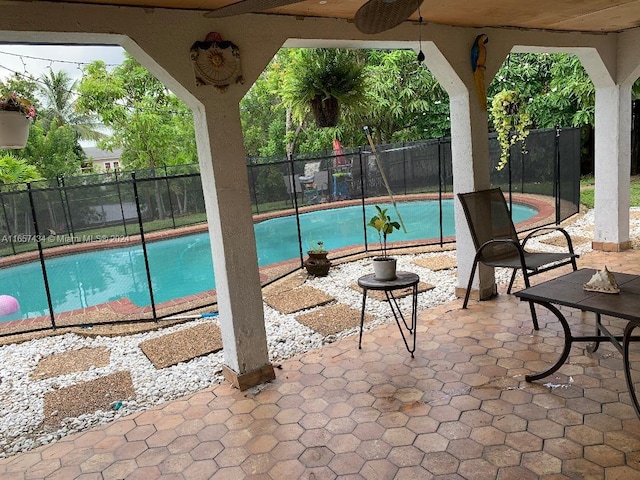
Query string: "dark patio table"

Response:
xmin=515 ymin=268 xmax=640 ymax=417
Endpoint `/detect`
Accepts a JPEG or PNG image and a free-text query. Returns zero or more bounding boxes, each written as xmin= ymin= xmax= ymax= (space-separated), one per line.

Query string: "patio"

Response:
xmin=2 ymin=246 xmax=640 ymax=479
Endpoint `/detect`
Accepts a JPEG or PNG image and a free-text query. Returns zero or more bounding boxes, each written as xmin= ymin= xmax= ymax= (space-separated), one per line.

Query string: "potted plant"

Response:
xmin=282 ymin=49 xmax=366 ymax=128
xmin=0 ymin=93 xmax=36 ymax=149
xmin=367 ymin=205 xmax=401 ymax=281
xmin=303 ymin=240 xmax=332 ymax=276
xmin=489 ymin=89 xmax=531 ymax=171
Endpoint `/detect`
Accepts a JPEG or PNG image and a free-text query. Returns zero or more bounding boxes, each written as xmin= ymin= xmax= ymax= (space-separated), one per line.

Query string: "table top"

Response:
xmin=515 ymin=268 xmax=640 ymax=322
xmin=357 ymin=271 xmax=419 ymax=290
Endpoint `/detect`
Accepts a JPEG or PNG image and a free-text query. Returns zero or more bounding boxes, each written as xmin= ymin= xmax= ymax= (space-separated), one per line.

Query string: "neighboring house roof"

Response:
xmin=83 ymin=147 xmax=123 ymax=161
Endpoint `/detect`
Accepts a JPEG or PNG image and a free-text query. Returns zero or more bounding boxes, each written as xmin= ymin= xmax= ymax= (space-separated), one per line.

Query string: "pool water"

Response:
xmin=0 ymin=200 xmax=537 ymax=320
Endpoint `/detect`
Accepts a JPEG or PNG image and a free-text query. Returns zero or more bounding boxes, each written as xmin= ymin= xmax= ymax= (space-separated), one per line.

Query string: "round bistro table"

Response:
xmin=357 ymin=271 xmax=419 ymax=357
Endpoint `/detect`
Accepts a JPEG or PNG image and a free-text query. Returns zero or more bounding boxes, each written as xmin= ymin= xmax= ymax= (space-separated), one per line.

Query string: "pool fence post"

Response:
xmin=115 ymin=170 xmax=128 ymax=236
xmin=0 ymin=189 xmax=16 ymax=255
xmin=58 ymin=176 xmax=75 ymax=243
xmin=554 ymin=126 xmax=561 ymax=225
xmin=248 ymin=162 xmax=260 ymax=215
xmin=163 ymin=166 xmax=176 ymax=230
xmin=358 ymin=147 xmax=369 ymax=254
xmin=132 ymin=172 xmax=158 ymax=321
xmin=438 ymin=137 xmax=444 ymax=247
xmin=287 ymin=152 xmax=305 ymax=267
xmin=27 ymin=182 xmax=56 ymax=328
xmin=402 ymin=141 xmax=407 ymax=196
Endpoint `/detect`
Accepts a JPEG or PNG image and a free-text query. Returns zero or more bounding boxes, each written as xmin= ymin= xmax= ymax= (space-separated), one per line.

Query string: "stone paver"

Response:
xmin=2 ymin=248 xmax=640 ymax=478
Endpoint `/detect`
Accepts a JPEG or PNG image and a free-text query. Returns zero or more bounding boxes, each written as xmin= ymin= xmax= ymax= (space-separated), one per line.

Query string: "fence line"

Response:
xmin=0 ymin=128 xmax=580 ymax=337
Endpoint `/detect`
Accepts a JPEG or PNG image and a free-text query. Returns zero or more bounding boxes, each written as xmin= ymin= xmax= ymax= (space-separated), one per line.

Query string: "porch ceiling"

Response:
xmin=24 ymin=0 xmax=640 ymax=33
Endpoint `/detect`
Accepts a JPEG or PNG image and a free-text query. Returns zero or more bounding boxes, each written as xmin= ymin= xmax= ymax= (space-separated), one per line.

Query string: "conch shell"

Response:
xmin=583 ymin=266 xmax=619 ymax=294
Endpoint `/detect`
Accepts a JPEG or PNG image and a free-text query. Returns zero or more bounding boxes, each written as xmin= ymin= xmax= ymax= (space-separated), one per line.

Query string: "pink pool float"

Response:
xmin=0 ymin=295 xmax=19 ymax=316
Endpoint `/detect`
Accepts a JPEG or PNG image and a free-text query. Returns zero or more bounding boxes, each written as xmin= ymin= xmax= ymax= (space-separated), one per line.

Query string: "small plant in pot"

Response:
xmin=304 ymin=241 xmax=332 ymax=277
xmin=367 ymin=205 xmax=401 ymax=281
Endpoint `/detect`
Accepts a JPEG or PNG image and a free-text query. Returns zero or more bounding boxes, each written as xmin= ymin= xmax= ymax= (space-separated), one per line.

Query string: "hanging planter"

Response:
xmin=282 ymin=49 xmax=366 ymax=129
xmin=310 ymin=95 xmax=340 ymax=128
xmin=489 ymin=90 xmax=531 ymax=171
xmin=0 ymin=93 xmax=36 ymax=150
xmin=0 ymin=111 xmax=30 ymax=149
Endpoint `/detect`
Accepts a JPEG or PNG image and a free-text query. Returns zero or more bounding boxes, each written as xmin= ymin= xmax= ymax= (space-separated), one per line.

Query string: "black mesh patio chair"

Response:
xmin=457 ymin=187 xmax=579 ymax=330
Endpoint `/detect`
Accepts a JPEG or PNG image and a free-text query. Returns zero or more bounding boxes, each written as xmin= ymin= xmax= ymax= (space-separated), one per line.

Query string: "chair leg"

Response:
xmin=520 ymin=271 xmax=539 ymax=330
xmin=462 ymin=258 xmax=479 ymax=309
xmin=529 ymin=301 xmax=539 ymax=331
xmin=507 ymin=269 xmax=518 ymax=294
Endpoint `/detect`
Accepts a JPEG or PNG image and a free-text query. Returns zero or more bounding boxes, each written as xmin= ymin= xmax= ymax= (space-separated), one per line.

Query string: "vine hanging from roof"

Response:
xmin=490 ymin=90 xmax=531 ymax=171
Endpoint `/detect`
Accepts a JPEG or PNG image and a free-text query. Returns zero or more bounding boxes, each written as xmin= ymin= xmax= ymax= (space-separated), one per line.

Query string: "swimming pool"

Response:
xmin=0 ymin=199 xmax=537 ymax=320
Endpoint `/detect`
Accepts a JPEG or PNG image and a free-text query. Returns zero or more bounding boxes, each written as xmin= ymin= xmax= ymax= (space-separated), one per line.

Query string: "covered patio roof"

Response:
xmin=1 ymin=0 xmax=640 ymax=390
xmin=22 ymin=0 xmax=640 ymax=33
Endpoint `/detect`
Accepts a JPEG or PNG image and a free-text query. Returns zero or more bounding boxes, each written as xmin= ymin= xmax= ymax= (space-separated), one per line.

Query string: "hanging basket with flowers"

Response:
xmin=0 ymin=93 xmax=36 ymax=149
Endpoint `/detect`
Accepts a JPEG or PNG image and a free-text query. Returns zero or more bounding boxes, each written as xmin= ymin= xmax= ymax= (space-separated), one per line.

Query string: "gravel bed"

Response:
xmin=0 ymin=208 xmax=618 ymax=457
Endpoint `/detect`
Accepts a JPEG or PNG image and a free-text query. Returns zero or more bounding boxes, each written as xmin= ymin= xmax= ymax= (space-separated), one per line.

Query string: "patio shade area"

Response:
xmin=2 ymin=246 xmax=640 ymax=479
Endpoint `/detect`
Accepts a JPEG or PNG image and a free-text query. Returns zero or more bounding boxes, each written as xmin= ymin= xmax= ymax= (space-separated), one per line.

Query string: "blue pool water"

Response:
xmin=1 ymin=200 xmax=537 ymax=320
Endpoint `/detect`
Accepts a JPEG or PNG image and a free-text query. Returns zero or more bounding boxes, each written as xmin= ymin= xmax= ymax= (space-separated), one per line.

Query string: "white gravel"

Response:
xmin=0 ymin=207 xmax=620 ymax=457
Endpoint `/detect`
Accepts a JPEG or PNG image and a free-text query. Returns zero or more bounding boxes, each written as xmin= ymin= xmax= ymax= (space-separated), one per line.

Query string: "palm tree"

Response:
xmin=38 ymin=70 xmax=107 ymax=143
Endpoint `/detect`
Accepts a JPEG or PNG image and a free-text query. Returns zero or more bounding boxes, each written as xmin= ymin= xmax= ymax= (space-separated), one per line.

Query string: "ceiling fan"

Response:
xmin=204 ymin=0 xmax=423 ymax=34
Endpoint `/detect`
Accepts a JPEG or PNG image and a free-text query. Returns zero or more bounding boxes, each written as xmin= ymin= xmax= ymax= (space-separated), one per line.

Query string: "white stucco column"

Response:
xmin=425 ymin=38 xmax=496 ymax=300
xmin=592 ymin=84 xmax=632 ymax=251
xmin=194 ymin=97 xmax=275 ymax=389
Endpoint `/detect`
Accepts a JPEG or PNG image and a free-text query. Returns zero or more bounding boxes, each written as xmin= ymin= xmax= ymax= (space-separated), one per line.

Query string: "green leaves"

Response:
xmin=367 ymin=205 xmax=401 ymax=258
xmin=489 ymin=90 xmax=531 ymax=171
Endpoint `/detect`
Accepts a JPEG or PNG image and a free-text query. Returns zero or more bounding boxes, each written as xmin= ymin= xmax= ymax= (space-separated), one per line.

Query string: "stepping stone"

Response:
xmin=262 ymin=271 xmax=307 ymax=297
xmin=140 ymin=322 xmax=223 ymax=369
xmin=539 ymin=234 xmax=590 ymax=248
xmin=295 ymin=303 xmax=374 ymax=336
xmin=350 ymin=281 xmax=435 ymax=302
xmin=43 ymin=371 xmax=135 ymax=426
xmin=31 ymin=347 xmax=110 ymax=380
xmin=264 ymin=286 xmax=334 ymax=314
xmin=413 ymin=256 xmax=457 ymax=271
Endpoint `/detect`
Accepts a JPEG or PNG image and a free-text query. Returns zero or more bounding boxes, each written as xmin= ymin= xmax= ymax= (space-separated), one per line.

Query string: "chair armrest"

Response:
xmin=521 ymin=226 xmax=576 ymax=254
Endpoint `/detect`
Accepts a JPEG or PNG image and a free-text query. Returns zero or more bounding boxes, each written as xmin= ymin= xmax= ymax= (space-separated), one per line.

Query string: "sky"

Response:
xmin=0 ymin=44 xmax=127 ymax=147
xmin=0 ymin=44 xmax=126 ymax=83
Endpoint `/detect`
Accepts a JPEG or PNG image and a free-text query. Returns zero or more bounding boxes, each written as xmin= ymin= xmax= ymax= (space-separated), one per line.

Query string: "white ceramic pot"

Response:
xmin=0 ymin=111 xmax=29 ymax=149
xmin=372 ymin=257 xmax=397 ymax=281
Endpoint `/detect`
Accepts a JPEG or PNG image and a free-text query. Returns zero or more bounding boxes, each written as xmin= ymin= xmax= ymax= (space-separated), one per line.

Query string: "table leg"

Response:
xmin=525 ymin=301 xmax=574 ymax=382
xmin=383 ymin=288 xmax=417 ymax=357
xmin=587 ymin=313 xmax=602 ymax=353
xmin=623 ymin=322 xmax=640 ymax=417
xmin=359 ymin=289 xmax=367 ymax=349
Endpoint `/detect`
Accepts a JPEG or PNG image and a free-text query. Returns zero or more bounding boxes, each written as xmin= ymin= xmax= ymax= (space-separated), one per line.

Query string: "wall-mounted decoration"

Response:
xmin=471 ymin=34 xmax=489 ymax=111
xmin=190 ymin=32 xmax=244 ymax=92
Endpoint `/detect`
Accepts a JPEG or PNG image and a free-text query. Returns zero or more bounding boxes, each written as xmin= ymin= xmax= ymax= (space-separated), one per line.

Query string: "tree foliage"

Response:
xmin=77 ymin=53 xmax=197 ymax=170
xmin=0 ymin=153 xmax=41 ymax=185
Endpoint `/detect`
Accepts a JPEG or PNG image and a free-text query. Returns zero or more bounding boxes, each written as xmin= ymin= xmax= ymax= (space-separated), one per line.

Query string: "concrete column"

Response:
xmin=425 ymin=38 xmax=497 ymax=300
xmin=590 ymin=30 xmax=640 ymax=252
xmin=194 ymin=97 xmax=275 ymax=390
xmin=592 ymin=84 xmax=632 ymax=251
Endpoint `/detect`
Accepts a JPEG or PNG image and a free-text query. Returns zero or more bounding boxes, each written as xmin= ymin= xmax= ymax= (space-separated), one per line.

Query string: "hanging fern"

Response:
xmin=489 ymin=90 xmax=531 ymax=170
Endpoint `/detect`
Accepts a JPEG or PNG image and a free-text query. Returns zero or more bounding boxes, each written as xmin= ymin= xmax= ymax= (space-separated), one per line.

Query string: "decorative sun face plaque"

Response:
xmin=190 ymin=32 xmax=244 ymax=92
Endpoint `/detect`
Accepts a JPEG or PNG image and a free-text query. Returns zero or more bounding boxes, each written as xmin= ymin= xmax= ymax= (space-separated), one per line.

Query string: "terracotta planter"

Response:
xmin=0 ymin=111 xmax=29 ymax=149
xmin=304 ymin=251 xmax=332 ymax=276
xmin=372 ymin=257 xmax=397 ymax=281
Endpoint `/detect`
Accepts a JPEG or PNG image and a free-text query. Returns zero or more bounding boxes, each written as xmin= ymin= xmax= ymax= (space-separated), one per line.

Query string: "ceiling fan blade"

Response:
xmin=354 ymin=0 xmax=423 ymax=34
xmin=204 ymin=0 xmax=306 ymax=18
